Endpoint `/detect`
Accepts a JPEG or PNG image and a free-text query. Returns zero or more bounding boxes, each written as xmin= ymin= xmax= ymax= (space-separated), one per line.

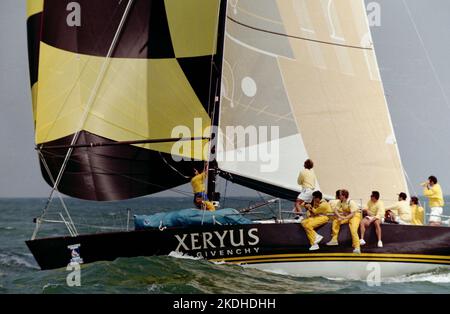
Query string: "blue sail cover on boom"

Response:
xmin=134 ymin=208 xmax=253 ymax=230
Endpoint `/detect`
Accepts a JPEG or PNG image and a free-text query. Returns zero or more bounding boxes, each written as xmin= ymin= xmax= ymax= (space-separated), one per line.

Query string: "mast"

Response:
xmin=207 ymin=0 xmax=227 ymax=202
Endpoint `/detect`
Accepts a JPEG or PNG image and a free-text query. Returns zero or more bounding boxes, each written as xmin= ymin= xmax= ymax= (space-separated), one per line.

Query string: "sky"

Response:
xmin=1 ymin=0 xmax=450 ymax=198
xmin=369 ymin=0 xmax=450 ymax=197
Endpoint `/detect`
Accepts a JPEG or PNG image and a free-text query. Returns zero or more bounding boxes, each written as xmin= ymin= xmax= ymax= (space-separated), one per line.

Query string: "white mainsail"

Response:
xmin=217 ymin=0 xmax=409 ymax=205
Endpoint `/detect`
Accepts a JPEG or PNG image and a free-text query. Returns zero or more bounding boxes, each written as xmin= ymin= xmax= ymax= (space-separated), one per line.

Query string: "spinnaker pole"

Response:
xmin=37 ymin=137 xmax=210 ymax=150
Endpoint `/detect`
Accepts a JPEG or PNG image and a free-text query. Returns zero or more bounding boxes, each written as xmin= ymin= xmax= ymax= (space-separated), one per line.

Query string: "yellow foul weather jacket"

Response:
xmin=203 ymin=201 xmax=215 ymax=211
xmin=423 ymin=183 xmax=444 ymax=208
xmin=297 ymin=169 xmax=316 ymax=189
xmin=191 ymin=172 xmax=206 ymax=194
xmin=387 ymin=200 xmax=412 ymax=223
xmin=411 ymin=204 xmax=424 ymax=225
xmin=309 ymin=200 xmax=332 ymax=216
xmin=302 ymin=200 xmax=330 ymax=245
xmin=366 ymin=200 xmax=385 ymax=219
xmin=331 ymin=199 xmax=361 ymax=249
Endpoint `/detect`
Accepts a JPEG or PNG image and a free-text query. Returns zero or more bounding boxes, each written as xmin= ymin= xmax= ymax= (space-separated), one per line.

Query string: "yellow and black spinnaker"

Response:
xmin=26 ymin=0 xmax=226 ymax=200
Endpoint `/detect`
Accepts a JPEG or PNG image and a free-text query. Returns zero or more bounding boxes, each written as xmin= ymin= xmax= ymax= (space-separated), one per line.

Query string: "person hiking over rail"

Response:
xmin=326 ymin=189 xmax=362 ymax=254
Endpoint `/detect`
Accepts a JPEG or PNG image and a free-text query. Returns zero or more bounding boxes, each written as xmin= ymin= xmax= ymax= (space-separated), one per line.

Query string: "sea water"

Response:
xmin=0 ymin=197 xmax=449 ymax=294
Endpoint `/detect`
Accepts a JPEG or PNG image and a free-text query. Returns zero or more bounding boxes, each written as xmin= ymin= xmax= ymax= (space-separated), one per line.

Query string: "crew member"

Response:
xmin=359 ymin=191 xmax=384 ymax=248
xmin=294 ymin=159 xmax=316 ymax=214
xmin=328 ymin=190 xmax=341 ymax=221
xmin=191 ymin=165 xmax=208 ymax=201
xmin=326 ymin=189 xmax=362 ymax=254
xmin=386 ymin=192 xmax=412 ymax=224
xmin=194 ymin=194 xmax=215 ymax=211
xmin=422 ymin=176 xmax=444 ymax=226
xmin=410 ymin=196 xmax=424 ymax=225
xmin=301 ymin=191 xmax=331 ymax=251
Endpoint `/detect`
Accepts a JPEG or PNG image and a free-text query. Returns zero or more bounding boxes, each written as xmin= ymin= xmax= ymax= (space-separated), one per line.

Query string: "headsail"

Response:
xmin=26 ymin=0 xmax=226 ymax=201
xmin=218 ymin=0 xmax=409 ymax=204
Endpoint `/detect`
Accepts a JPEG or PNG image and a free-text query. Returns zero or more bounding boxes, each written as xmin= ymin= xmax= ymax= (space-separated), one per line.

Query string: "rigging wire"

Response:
xmin=39 ymin=0 xmax=136 ymax=230
xmin=32 ymin=151 xmax=77 ymax=239
xmin=158 ymin=152 xmax=190 ymax=179
xmin=226 ymin=16 xmax=372 ymax=51
xmin=222 ymin=179 xmax=228 ymax=208
xmin=403 ymin=166 xmax=419 ymax=198
xmin=394 ymin=1 xmax=450 ymax=200
xmin=41 ymin=146 xmax=281 ymax=208
xmin=402 ymin=0 xmax=450 ymax=111
xmin=256 ymin=191 xmax=277 ymax=216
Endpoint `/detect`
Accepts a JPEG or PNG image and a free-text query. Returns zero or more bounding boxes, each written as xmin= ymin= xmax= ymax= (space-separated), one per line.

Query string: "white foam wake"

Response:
xmin=0 ymin=253 xmax=39 ymax=269
xmin=168 ymin=251 xmax=203 ymax=260
xmin=385 ymin=270 xmax=450 ymax=284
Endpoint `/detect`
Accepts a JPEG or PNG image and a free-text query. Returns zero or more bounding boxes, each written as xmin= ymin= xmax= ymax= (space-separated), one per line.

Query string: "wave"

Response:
xmin=0 ymin=226 xmax=15 ymax=231
xmin=2 ymin=254 xmax=450 ymax=293
xmin=0 ymin=253 xmax=39 ymax=270
xmin=385 ymin=268 xmax=450 ymax=284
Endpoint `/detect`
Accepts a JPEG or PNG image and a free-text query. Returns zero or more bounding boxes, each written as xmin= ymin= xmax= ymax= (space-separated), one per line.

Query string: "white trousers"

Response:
xmin=297 ymin=188 xmax=313 ymax=203
xmin=429 ymin=207 xmax=443 ymax=223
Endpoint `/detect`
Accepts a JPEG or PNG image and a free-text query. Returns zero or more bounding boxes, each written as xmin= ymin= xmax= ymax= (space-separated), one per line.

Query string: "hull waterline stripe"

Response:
xmin=209 ymin=253 xmax=450 ymax=263
xmin=211 ymin=257 xmax=450 ymax=265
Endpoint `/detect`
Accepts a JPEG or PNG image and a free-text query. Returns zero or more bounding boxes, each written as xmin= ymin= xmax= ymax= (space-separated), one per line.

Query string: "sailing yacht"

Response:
xmin=25 ymin=0 xmax=450 ymax=279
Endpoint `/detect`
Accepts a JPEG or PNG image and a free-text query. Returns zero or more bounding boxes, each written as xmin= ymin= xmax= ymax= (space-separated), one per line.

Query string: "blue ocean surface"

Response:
xmin=0 ymin=197 xmax=449 ymax=294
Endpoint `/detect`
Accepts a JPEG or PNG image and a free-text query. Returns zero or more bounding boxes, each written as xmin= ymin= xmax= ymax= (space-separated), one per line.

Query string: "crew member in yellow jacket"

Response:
xmin=328 ymin=190 xmax=341 ymax=222
xmin=422 ymin=175 xmax=444 ymax=226
xmin=294 ymin=159 xmax=316 ymax=214
xmin=386 ymin=192 xmax=412 ymax=224
xmin=191 ymin=166 xmax=208 ymax=199
xmin=301 ymin=191 xmax=332 ymax=251
xmin=359 ymin=191 xmax=385 ymax=248
xmin=194 ymin=194 xmax=216 ymax=211
xmin=191 ymin=166 xmax=215 ymax=211
xmin=410 ymin=196 xmax=424 ymax=225
xmin=326 ymin=189 xmax=362 ymax=254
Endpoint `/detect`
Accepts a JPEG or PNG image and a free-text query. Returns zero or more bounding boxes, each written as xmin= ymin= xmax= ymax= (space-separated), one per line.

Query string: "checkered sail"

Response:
xmin=217 ymin=0 xmax=409 ymax=205
xmin=26 ymin=0 xmax=226 ymax=200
